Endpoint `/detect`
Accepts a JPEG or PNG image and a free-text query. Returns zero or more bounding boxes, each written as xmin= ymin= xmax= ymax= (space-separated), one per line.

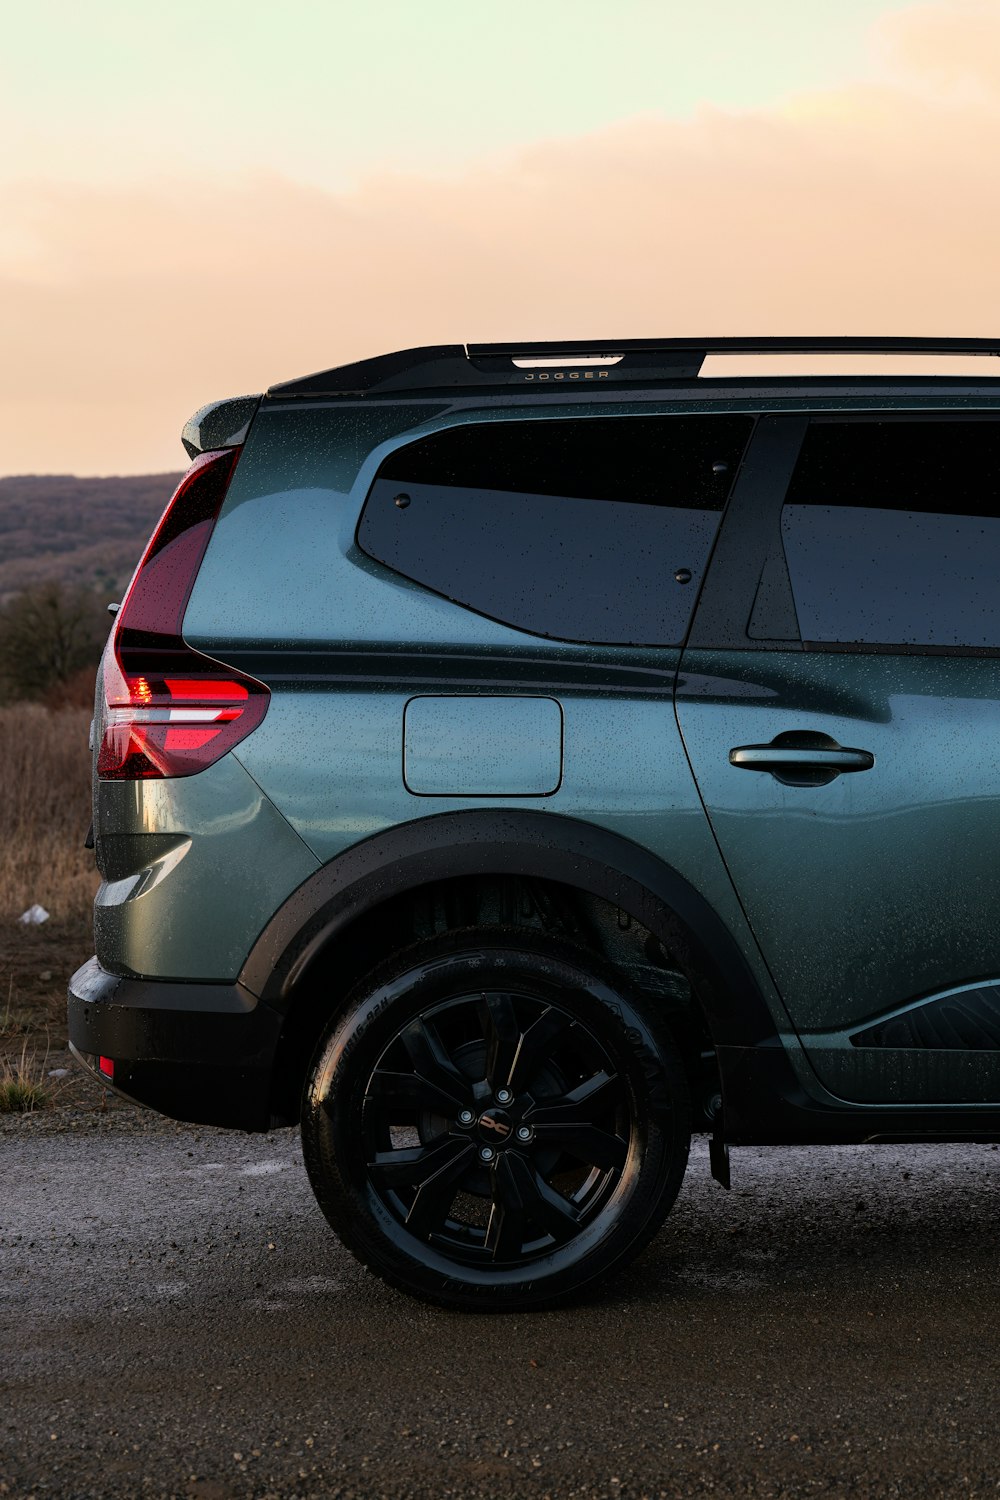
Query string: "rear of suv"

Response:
xmin=69 ymin=337 xmax=1000 ymax=1310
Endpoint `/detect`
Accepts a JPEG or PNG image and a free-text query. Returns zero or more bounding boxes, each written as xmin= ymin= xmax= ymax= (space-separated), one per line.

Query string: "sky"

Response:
xmin=1 ymin=0 xmax=997 ymax=475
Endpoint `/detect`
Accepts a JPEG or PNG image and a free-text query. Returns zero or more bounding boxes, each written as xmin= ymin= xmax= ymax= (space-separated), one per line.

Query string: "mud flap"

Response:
xmin=709 ymin=1132 xmax=731 ymax=1190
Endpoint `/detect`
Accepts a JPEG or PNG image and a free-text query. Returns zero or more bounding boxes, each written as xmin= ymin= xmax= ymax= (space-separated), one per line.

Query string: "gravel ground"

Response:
xmin=4 ymin=1110 xmax=1000 ymax=1500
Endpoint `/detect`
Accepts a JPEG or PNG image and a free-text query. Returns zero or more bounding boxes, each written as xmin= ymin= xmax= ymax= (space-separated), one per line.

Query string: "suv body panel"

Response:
xmin=93 ymin=747 xmax=319 ymax=981
xmin=680 ymin=645 xmax=1000 ymax=1104
xmin=677 ymin=647 xmax=1000 ymax=1105
xmin=679 ymin=406 xmax=1000 ymax=1108
xmin=181 ymin=395 xmax=792 ymax=1018
xmin=71 ymin=359 xmax=1000 ymax=1144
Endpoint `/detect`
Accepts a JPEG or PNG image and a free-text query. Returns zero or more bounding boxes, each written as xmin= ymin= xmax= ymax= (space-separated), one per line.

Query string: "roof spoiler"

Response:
xmin=182 ymin=394 xmax=262 ymax=459
xmin=266 ymin=338 xmax=1000 ymax=400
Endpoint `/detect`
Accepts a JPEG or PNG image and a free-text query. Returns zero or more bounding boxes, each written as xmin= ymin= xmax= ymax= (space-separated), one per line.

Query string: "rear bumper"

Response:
xmin=67 ymin=957 xmax=283 ymax=1132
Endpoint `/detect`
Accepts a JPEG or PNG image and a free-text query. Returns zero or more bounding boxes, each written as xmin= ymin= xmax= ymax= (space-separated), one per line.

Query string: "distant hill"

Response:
xmin=0 ymin=473 xmax=184 ymax=604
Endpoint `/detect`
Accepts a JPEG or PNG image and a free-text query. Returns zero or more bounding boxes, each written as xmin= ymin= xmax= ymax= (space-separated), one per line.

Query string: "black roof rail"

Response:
xmin=266 ymin=337 xmax=1000 ymax=399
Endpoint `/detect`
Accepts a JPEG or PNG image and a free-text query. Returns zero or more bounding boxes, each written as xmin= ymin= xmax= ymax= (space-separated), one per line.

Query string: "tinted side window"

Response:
xmin=358 ymin=415 xmax=754 ymax=645
xmin=781 ymin=419 xmax=1000 ymax=648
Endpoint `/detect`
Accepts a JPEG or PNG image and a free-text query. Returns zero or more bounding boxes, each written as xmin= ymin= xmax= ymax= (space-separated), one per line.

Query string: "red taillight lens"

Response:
xmin=98 ymin=448 xmax=269 ymax=781
xmin=99 ymin=1056 xmax=114 ymax=1079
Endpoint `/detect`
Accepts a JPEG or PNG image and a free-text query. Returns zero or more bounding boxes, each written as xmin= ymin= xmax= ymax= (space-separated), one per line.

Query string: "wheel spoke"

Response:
xmin=526 ymin=1070 xmax=623 ymax=1125
xmin=509 ymin=1007 xmax=573 ymax=1094
xmin=485 ymin=1155 xmax=529 ymax=1262
xmin=480 ymin=992 xmax=521 ymax=1092
xmin=398 ymin=1017 xmax=474 ymax=1110
xmin=403 ymin=1141 xmax=477 ymax=1239
xmin=531 ymin=1121 xmax=627 ymax=1172
xmin=499 ymin=1151 xmax=581 ymax=1244
xmin=366 ymin=1069 xmax=467 ymax=1117
xmin=370 ymin=1135 xmax=471 ymax=1190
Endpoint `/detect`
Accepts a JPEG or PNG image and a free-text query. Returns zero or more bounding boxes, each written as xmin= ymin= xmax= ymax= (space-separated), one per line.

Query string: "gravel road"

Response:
xmin=4 ymin=1114 xmax=1000 ymax=1499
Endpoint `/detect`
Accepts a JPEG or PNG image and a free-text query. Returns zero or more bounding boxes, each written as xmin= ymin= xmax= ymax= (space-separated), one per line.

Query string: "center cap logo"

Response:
xmin=478 ymin=1109 xmax=513 ymax=1141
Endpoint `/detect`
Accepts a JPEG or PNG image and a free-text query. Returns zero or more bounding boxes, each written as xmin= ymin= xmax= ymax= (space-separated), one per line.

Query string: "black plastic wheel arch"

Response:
xmin=239 ymin=809 xmax=776 ymax=1050
xmin=243 ymin=812 xmax=1000 ymax=1144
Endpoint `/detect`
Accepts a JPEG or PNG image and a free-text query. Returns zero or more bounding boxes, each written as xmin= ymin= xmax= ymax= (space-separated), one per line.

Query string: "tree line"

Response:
xmin=0 ymin=581 xmax=110 ymax=706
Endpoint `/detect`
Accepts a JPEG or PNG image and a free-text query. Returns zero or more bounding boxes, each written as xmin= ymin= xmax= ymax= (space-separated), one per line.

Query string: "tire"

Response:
xmin=301 ymin=928 xmax=691 ymax=1311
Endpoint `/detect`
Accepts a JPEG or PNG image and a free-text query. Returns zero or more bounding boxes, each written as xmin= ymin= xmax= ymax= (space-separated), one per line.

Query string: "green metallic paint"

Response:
xmin=402 ymin=695 xmax=563 ymax=796
xmin=676 ymin=648 xmax=1000 ymax=1103
xmin=171 ymin=392 xmax=1000 ymax=1116
xmin=93 ymin=753 xmax=319 ymax=982
xmin=188 ymin=394 xmax=1000 ymax=654
xmin=185 ymin=401 xmax=782 ymax=1016
xmin=225 ymin=653 xmax=806 ymax=1050
xmin=215 ymin=403 xmax=450 ymax=508
xmin=181 ymin=395 xmax=262 ymax=460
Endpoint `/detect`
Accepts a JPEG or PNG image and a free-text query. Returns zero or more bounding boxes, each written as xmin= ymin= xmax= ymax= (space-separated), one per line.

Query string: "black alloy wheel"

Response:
xmin=302 ymin=929 xmax=692 ymax=1311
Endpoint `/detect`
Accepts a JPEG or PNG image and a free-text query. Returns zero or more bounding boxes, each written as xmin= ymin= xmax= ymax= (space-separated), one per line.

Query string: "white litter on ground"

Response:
xmin=18 ymin=905 xmax=50 ymax=925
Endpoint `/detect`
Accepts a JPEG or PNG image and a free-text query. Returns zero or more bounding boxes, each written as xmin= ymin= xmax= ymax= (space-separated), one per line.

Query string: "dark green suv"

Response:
xmin=68 ymin=337 xmax=1000 ymax=1309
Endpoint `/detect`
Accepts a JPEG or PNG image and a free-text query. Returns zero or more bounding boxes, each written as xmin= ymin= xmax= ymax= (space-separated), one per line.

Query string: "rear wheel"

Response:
xmin=301 ymin=929 xmax=691 ymax=1310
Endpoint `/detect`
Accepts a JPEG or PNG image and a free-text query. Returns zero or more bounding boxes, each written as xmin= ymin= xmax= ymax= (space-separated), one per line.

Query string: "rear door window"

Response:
xmin=358 ymin=415 xmax=754 ymax=645
xmin=781 ymin=418 xmax=1000 ymax=649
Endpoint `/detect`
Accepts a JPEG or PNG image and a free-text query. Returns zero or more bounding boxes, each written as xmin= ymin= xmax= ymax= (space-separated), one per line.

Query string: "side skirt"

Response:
xmin=719 ymin=1043 xmax=1000 ymax=1144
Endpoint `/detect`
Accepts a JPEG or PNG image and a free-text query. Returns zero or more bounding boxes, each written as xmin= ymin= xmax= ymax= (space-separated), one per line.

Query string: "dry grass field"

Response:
xmin=0 ymin=704 xmax=97 ymax=920
xmin=0 ymin=703 xmax=103 ymax=1111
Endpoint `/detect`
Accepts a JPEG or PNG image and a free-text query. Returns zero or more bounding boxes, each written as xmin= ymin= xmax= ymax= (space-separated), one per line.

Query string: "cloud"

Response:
xmin=873 ymin=0 xmax=1000 ymax=97
xmin=1 ymin=1 xmax=998 ymax=473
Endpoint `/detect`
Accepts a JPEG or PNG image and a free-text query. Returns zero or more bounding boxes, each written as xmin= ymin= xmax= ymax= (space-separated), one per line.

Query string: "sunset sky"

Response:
xmin=2 ymin=0 xmax=996 ymax=475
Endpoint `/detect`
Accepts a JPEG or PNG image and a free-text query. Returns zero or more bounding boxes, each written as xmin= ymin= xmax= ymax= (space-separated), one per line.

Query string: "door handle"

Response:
xmin=729 ymin=732 xmax=874 ymax=787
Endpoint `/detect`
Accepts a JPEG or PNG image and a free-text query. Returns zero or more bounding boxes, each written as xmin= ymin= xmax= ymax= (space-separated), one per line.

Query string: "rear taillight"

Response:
xmin=97 ymin=448 xmax=268 ymax=781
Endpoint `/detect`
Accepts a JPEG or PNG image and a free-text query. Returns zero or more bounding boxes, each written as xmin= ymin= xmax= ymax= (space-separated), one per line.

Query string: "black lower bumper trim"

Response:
xmin=719 ymin=1044 xmax=1000 ymax=1144
xmin=68 ymin=957 xmax=283 ymax=1132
